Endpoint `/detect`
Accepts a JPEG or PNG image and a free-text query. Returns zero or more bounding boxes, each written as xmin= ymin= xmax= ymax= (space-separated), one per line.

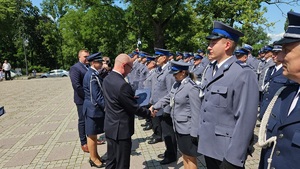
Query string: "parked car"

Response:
xmin=40 ymin=69 xmax=69 ymax=78
xmin=11 ymin=69 xmax=22 ymax=77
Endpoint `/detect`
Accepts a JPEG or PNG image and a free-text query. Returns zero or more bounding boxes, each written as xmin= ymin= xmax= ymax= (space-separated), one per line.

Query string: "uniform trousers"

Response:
xmin=161 ymin=114 xmax=177 ymax=160
xmin=76 ymin=104 xmax=86 ymax=145
xmin=151 ymin=116 xmax=162 ymax=139
xmin=106 ymin=137 xmax=132 ymax=169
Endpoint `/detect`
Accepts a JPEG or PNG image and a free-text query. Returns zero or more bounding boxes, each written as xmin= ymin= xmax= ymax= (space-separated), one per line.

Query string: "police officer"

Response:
xmin=258 ymin=45 xmax=290 ymax=121
xmin=258 ymin=11 xmax=300 ymax=169
xmin=197 ymin=21 xmax=259 ymax=169
xmin=151 ymin=60 xmax=201 ymax=169
xmin=150 ymin=48 xmax=177 ymax=165
xmin=244 ymin=44 xmax=259 ymax=71
xmin=82 ymin=52 xmax=106 ymax=168
xmin=234 ymin=48 xmax=249 ymax=63
xmin=190 ymin=54 xmax=205 ymax=84
xmin=258 ymin=45 xmax=275 ymax=93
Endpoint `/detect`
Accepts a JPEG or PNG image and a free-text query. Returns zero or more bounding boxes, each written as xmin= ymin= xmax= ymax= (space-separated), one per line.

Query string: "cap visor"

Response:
xmin=274 ymin=38 xmax=300 ymax=45
xmin=206 ymin=34 xmax=223 ymax=40
xmin=169 ymin=70 xmax=180 ymax=74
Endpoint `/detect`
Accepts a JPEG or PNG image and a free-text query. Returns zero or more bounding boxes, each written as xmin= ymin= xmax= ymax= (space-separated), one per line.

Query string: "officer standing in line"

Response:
xmin=175 ymin=52 xmax=183 ymax=61
xmin=151 ymin=60 xmax=201 ymax=169
xmin=197 ymin=21 xmax=259 ymax=169
xmin=140 ymin=55 xmax=157 ymax=131
xmin=190 ymin=54 xmax=205 ymax=84
xmin=234 ymin=48 xmax=249 ymax=63
xmin=258 ymin=45 xmax=291 ymax=122
xmin=258 ymin=11 xmax=300 ymax=169
xmin=127 ymin=51 xmax=139 ymax=89
xmin=258 ymin=45 xmax=275 ymax=93
xmin=244 ymin=44 xmax=259 ymax=71
xmin=150 ymin=48 xmax=177 ymax=165
xmin=82 ymin=52 xmax=106 ymax=168
xmin=137 ymin=52 xmax=149 ymax=90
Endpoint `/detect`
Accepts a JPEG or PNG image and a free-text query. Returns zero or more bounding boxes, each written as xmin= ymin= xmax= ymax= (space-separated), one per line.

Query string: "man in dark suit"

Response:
xmin=258 ymin=11 xmax=300 ymax=169
xmin=103 ymin=53 xmax=155 ymax=169
xmin=69 ymin=49 xmax=90 ymax=153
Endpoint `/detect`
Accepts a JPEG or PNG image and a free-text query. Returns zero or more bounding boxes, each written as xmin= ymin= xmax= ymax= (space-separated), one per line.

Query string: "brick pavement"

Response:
xmin=0 ymin=78 xmax=261 ymax=168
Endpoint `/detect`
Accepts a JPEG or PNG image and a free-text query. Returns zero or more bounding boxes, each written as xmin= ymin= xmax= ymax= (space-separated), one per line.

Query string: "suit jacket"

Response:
xmin=69 ymin=62 xmax=88 ymax=105
xmin=103 ymin=71 xmax=151 ymax=140
xmin=198 ymin=56 xmax=259 ymax=167
xmin=153 ymin=77 xmax=201 ymax=137
xmin=259 ymin=84 xmax=300 ymax=169
xmin=259 ymin=66 xmax=289 ymax=119
xmin=82 ymin=68 xmax=105 ymax=118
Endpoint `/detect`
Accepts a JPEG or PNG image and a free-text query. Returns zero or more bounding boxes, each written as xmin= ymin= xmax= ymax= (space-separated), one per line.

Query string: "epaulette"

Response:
xmin=187 ymin=79 xmax=197 ymax=86
xmin=236 ymin=60 xmax=250 ymax=68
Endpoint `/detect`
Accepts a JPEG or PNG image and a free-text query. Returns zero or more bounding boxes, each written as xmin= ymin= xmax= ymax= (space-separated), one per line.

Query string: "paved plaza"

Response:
xmin=0 ymin=78 xmax=261 ymax=168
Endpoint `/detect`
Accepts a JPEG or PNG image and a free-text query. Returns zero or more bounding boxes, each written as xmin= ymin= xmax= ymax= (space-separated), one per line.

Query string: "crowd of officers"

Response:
xmin=124 ymin=20 xmax=296 ymax=169
xmin=71 ymin=11 xmax=300 ymax=169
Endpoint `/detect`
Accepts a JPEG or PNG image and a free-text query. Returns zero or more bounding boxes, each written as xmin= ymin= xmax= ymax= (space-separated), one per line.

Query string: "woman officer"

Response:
xmin=83 ymin=52 xmax=105 ymax=168
xmin=150 ymin=60 xmax=201 ymax=169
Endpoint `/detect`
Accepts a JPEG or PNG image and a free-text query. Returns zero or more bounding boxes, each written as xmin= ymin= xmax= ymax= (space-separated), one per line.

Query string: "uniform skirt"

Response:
xmin=176 ymin=132 xmax=198 ymax=157
xmin=85 ymin=116 xmax=104 ymax=136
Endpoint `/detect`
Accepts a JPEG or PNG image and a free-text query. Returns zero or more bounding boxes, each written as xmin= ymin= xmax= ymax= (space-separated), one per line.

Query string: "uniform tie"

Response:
xmin=213 ymin=65 xmax=218 ymax=76
xmin=288 ymin=91 xmax=300 ymax=116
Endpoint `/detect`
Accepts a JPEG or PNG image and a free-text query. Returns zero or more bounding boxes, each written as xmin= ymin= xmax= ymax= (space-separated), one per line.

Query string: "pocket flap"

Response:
xmin=211 ymin=86 xmax=227 ymax=94
xmin=273 ymin=77 xmax=288 ymax=84
xmin=266 ymin=118 xmax=277 ymax=131
xmin=176 ymin=116 xmax=188 ymax=122
xmin=292 ymin=131 xmax=300 ymax=147
xmin=215 ymin=125 xmax=233 ymax=137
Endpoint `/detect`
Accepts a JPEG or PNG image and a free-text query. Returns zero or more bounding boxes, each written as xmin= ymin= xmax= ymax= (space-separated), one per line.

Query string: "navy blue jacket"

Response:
xmin=82 ymin=68 xmax=105 ymax=118
xmin=259 ymin=66 xmax=289 ymax=119
xmin=259 ymin=84 xmax=300 ymax=169
xmin=70 ymin=62 xmax=88 ymax=104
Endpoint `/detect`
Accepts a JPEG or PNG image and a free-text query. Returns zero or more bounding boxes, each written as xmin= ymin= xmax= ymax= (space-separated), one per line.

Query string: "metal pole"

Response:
xmin=23 ymin=39 xmax=29 ymax=76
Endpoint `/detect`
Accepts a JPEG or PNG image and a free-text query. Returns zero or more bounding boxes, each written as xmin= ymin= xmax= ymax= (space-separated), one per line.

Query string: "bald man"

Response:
xmin=103 ymin=54 xmax=154 ymax=169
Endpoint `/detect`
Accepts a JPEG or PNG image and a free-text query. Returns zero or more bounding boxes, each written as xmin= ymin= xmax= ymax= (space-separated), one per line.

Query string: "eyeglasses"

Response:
xmin=125 ymin=63 xmax=133 ymax=70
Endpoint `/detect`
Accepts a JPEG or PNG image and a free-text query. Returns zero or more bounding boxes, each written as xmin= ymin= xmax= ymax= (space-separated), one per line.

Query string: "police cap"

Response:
xmin=87 ymin=52 xmax=103 ymax=62
xmin=169 ymin=60 xmax=192 ymax=74
xmin=206 ymin=21 xmax=244 ymax=42
xmin=275 ymin=11 xmax=300 ymax=45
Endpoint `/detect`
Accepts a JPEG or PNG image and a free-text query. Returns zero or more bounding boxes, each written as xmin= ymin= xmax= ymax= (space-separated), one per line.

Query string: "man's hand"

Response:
xmin=149 ymin=106 xmax=157 ymax=117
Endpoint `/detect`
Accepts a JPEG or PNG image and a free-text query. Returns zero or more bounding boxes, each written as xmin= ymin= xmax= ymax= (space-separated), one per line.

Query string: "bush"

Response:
xmin=28 ymin=65 xmax=49 ymax=73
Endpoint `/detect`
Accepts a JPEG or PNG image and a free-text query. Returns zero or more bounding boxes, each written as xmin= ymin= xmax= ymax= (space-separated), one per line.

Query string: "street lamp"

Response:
xmin=23 ymin=39 xmax=29 ymax=76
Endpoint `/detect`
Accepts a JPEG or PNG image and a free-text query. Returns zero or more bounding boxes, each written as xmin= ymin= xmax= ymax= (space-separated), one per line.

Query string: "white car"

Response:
xmin=40 ymin=69 xmax=69 ymax=78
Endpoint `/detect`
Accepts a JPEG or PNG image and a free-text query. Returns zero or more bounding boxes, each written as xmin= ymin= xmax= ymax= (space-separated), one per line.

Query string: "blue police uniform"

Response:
xmin=153 ymin=60 xmax=201 ymax=156
xmin=259 ymin=11 xmax=300 ymax=169
xmin=82 ymin=53 xmax=105 ymax=135
xmin=258 ymin=46 xmax=275 ymax=92
xmin=198 ymin=21 xmax=259 ymax=168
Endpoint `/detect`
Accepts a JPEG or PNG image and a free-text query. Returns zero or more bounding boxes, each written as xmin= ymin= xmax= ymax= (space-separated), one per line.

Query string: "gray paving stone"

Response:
xmin=38 ymin=123 xmax=60 ymax=132
xmin=24 ymin=134 xmax=53 ymax=147
xmin=4 ymin=149 xmax=40 ymax=167
xmin=45 ymin=145 xmax=74 ymax=161
xmin=0 ymin=137 xmax=21 ymax=149
xmin=57 ymin=131 xmax=78 ymax=142
xmin=12 ymin=125 xmax=35 ymax=135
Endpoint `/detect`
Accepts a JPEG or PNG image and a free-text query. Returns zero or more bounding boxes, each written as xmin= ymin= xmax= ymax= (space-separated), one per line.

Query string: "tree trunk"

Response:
xmin=153 ymin=22 xmax=165 ymax=48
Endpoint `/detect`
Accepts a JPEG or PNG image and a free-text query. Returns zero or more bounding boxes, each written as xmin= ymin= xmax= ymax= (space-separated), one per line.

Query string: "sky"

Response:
xmin=31 ymin=0 xmax=299 ymax=43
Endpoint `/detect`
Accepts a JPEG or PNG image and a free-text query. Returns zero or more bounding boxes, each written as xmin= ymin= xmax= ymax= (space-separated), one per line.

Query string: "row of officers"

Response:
xmin=71 ymin=11 xmax=300 ymax=169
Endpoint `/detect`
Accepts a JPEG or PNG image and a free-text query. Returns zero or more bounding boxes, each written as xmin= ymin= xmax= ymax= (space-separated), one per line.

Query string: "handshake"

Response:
xmin=148 ymin=105 xmax=158 ymax=118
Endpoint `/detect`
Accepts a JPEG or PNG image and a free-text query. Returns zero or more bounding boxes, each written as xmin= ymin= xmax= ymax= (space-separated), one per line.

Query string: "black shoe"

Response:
xmin=160 ymin=158 xmax=176 ymax=165
xmin=146 ymin=135 xmax=155 ymax=140
xmin=141 ymin=123 xmax=148 ymax=127
xmin=143 ymin=125 xmax=152 ymax=131
xmin=89 ymin=158 xmax=106 ymax=168
xmin=148 ymin=138 xmax=162 ymax=144
xmin=157 ymin=153 xmax=164 ymax=159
